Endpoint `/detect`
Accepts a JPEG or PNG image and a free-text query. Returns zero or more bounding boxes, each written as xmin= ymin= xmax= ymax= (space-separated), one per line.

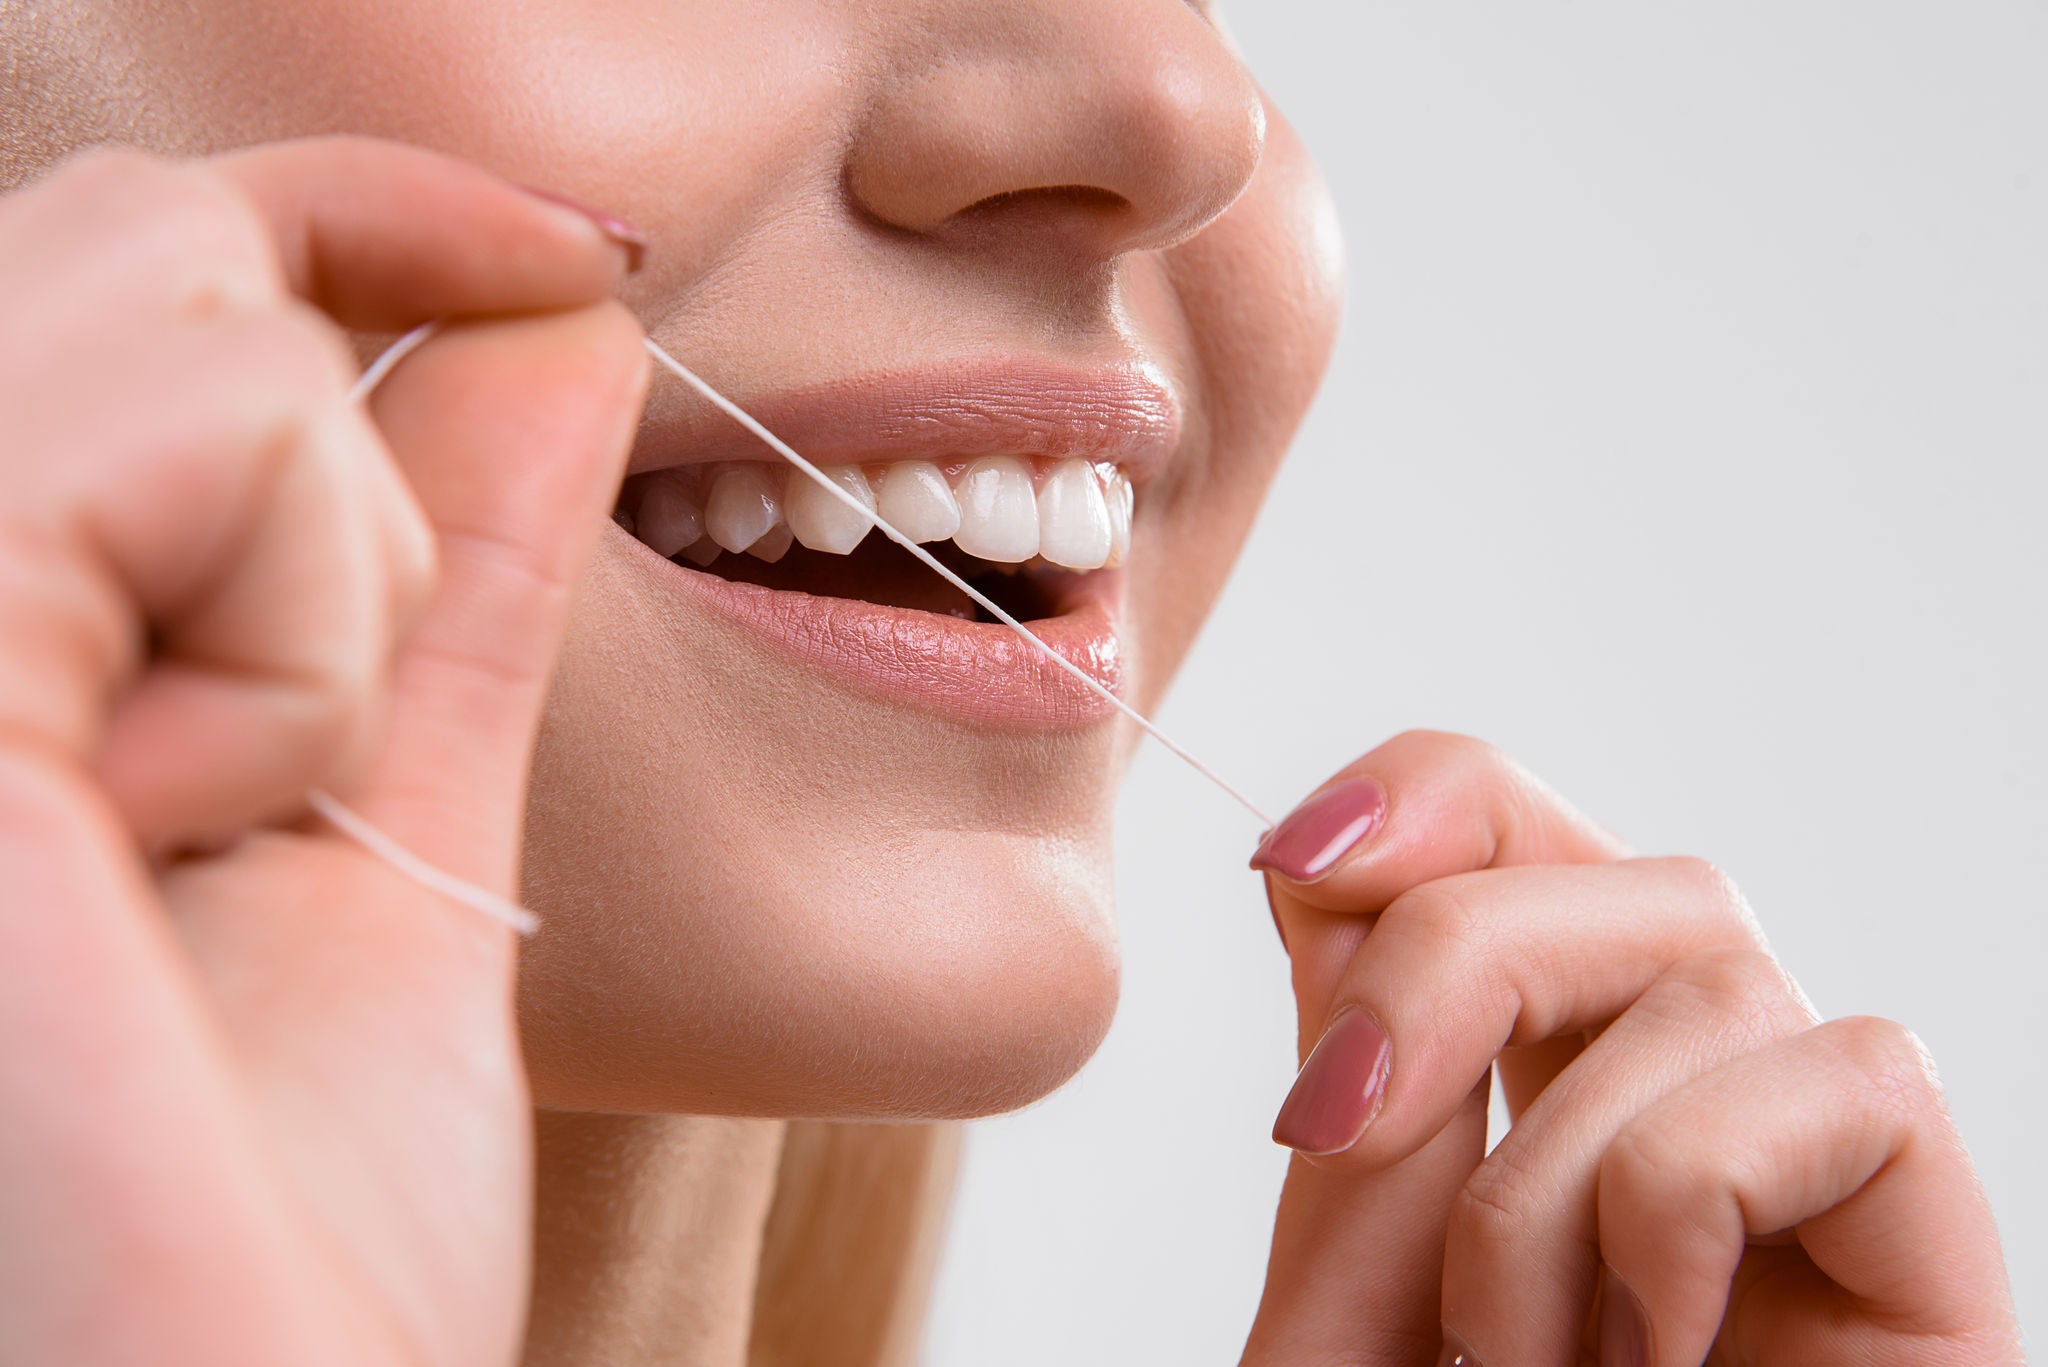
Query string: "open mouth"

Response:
xmin=614 ymin=454 xmax=1134 ymax=624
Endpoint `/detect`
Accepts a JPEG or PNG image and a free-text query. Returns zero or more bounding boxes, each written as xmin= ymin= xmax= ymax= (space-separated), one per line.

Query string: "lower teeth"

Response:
xmin=642 ymin=528 xmax=1065 ymax=622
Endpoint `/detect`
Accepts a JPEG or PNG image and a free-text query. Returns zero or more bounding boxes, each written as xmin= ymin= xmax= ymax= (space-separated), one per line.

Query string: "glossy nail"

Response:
xmin=1437 ymin=1333 xmax=1482 ymax=1367
xmin=1598 ymin=1265 xmax=1651 ymax=1367
xmin=517 ymin=185 xmax=648 ymax=273
xmin=1249 ymin=777 xmax=1387 ymax=883
xmin=1271 ymin=1010 xmax=1392 ymax=1155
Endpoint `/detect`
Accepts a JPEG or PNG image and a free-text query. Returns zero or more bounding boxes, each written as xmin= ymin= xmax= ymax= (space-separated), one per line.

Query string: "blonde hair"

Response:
xmin=749 ymin=1122 xmax=963 ymax=1367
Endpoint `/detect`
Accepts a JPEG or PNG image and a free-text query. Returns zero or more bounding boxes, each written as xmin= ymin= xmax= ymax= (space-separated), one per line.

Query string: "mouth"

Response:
xmin=615 ymin=455 xmax=1131 ymax=621
xmin=614 ymin=359 xmax=1174 ymax=726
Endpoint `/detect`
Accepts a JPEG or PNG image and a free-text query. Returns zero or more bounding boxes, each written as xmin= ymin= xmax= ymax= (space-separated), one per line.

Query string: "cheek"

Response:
xmin=1131 ymin=104 xmax=1344 ymax=699
xmin=60 ymin=0 xmax=848 ymax=286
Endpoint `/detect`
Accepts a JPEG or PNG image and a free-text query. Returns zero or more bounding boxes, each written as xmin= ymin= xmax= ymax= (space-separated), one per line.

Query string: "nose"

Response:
xmin=846 ymin=1 xmax=1266 ymax=260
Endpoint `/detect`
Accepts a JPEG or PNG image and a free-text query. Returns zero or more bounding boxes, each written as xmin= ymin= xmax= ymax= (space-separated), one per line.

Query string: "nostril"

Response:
xmin=945 ymin=184 xmax=1137 ymax=245
xmin=963 ymin=185 xmax=1131 ymax=219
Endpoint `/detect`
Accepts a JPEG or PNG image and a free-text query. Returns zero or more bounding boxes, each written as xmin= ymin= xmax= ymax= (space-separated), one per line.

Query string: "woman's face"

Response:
xmin=8 ymin=0 xmax=1340 ymax=1118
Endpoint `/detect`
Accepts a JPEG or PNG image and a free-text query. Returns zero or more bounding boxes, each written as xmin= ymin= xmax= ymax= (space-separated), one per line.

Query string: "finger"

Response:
xmin=211 ymin=136 xmax=636 ymax=327
xmin=1254 ymin=730 xmax=1630 ymax=914
xmin=0 ymin=306 xmax=404 ymax=848
xmin=1437 ymin=946 xmax=1816 ymax=1367
xmin=1271 ymin=857 xmax=1767 ymax=1165
xmin=341 ymin=299 xmax=650 ymax=892
xmin=0 ymin=139 xmax=603 ymax=848
xmin=1597 ymin=1017 xmax=2023 ymax=1367
xmin=1261 ymin=732 xmax=1631 ymax=1103
xmin=1242 ymin=1083 xmax=1489 ymax=1367
xmin=0 ymin=146 xmax=284 ymax=340
xmin=0 ymin=758 xmax=363 ymax=1363
xmin=158 ymin=307 xmax=644 ymax=1353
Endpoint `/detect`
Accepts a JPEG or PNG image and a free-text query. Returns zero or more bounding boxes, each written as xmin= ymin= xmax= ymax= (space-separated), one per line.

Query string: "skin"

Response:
xmin=0 ymin=2 xmax=2024 ymax=1365
xmin=5 ymin=0 xmax=1326 ymax=1119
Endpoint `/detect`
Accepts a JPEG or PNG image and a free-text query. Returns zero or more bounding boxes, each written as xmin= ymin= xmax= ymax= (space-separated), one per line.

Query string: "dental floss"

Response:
xmin=304 ymin=788 xmax=541 ymax=936
xmin=302 ymin=319 xmax=543 ymax=937
xmin=348 ymin=319 xmax=440 ymax=401
xmin=638 ymin=337 xmax=1277 ymax=828
xmin=303 ymin=321 xmax=1277 ymax=937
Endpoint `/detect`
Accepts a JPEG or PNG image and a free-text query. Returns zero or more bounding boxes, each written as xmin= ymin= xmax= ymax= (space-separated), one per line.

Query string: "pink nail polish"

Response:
xmin=1271 ymin=1010 xmax=1392 ymax=1155
xmin=517 ymin=185 xmax=648 ymax=273
xmin=1249 ymin=777 xmax=1387 ymax=883
xmin=1437 ymin=1335 xmax=1482 ymax=1367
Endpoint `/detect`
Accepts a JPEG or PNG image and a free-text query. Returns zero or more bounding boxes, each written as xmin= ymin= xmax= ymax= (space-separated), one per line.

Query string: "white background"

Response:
xmin=929 ymin=4 xmax=2045 ymax=1360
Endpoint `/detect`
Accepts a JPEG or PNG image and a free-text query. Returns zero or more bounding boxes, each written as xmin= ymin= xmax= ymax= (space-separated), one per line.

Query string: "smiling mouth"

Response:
xmin=614 ymin=455 xmax=1133 ymax=623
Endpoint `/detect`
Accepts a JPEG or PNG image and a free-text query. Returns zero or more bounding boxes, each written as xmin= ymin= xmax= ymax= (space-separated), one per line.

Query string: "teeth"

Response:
xmin=636 ymin=476 xmax=705 ymax=558
xmin=633 ymin=456 xmax=1135 ymax=574
xmin=748 ymin=523 xmax=795 ymax=563
xmin=785 ymin=464 xmax=876 ymax=554
xmin=706 ymin=466 xmax=783 ymax=553
xmin=1035 ymin=461 xmax=1113 ymax=571
xmin=1103 ymin=468 xmax=1132 ymax=569
xmin=952 ymin=455 xmax=1040 ymax=563
xmin=876 ymin=460 xmax=962 ymax=543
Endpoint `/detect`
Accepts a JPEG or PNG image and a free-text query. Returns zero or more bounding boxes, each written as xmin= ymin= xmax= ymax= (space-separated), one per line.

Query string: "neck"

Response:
xmin=524 ymin=1110 xmax=787 ymax=1367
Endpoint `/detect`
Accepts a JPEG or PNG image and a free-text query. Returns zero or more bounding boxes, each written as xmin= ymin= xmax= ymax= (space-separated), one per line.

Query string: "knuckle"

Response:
xmin=195 ymin=308 xmax=359 ymax=455
xmin=1381 ymin=880 xmax=1489 ymax=954
xmin=1650 ymin=947 xmax=1813 ymax=1045
xmin=107 ymin=162 xmax=279 ymax=316
xmin=250 ymin=659 xmax=375 ymax=789
xmin=1448 ymin=1149 xmax=1546 ymax=1261
xmin=43 ymin=144 xmax=172 ymax=198
xmin=1602 ymin=1113 xmax=1696 ymax=1208
xmin=1646 ymin=855 xmax=1755 ymax=927
xmin=1823 ymin=1016 xmax=1943 ymax=1112
xmin=260 ymin=301 xmax=360 ymax=394
xmin=1388 ymin=728 xmax=1505 ymax=776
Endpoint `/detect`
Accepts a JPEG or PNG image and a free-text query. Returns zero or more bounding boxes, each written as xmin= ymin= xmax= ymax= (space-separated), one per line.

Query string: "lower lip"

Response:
xmin=617 ymin=528 xmax=1127 ymax=728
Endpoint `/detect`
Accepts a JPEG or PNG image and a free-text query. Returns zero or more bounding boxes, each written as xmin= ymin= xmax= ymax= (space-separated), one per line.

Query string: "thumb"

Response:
xmin=1243 ymin=1090 xmax=1486 ymax=1367
xmin=345 ymin=300 xmax=648 ymax=890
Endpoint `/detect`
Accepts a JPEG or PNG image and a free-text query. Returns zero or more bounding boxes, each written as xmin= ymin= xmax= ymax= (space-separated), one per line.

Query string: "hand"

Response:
xmin=0 ymin=139 xmax=647 ymax=1365
xmin=1238 ymin=732 xmax=2024 ymax=1366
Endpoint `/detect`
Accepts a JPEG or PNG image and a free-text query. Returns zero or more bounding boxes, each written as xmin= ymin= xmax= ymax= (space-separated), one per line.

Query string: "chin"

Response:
xmin=516 ymin=769 xmax=1124 ymax=1122
xmin=512 ymin=542 xmax=1128 ymax=1120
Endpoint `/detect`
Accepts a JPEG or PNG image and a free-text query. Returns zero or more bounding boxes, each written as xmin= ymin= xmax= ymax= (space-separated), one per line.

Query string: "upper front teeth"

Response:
xmin=952 ymin=456 xmax=1039 ymax=563
xmin=1034 ymin=458 xmax=1113 ymax=571
xmin=706 ymin=466 xmax=783 ymax=553
xmin=632 ymin=456 xmax=1133 ymax=569
xmin=875 ymin=461 xmax=960 ymax=543
xmin=784 ymin=463 xmax=876 ymax=554
xmin=637 ymin=478 xmax=705 ymax=558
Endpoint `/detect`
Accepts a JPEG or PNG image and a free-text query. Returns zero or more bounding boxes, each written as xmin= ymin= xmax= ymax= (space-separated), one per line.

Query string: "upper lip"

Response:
xmin=627 ymin=355 xmax=1182 ymax=486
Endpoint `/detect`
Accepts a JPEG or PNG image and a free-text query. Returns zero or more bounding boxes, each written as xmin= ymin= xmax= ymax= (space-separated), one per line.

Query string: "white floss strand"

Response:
xmin=309 ymin=318 xmax=542 ymax=937
xmin=348 ymin=320 xmax=440 ymax=404
xmin=639 ymin=337 xmax=1275 ymax=828
xmin=304 ymin=789 xmax=541 ymax=936
xmin=310 ymin=321 xmax=1276 ymax=938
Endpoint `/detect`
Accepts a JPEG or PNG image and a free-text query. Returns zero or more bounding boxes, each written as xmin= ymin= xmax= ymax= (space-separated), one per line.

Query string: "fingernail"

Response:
xmin=1598 ymin=1265 xmax=1651 ymax=1367
xmin=1249 ymin=777 xmax=1387 ymax=883
xmin=517 ymin=185 xmax=648 ymax=273
xmin=1271 ymin=1010 xmax=1392 ymax=1155
xmin=1438 ymin=1333 xmax=1482 ymax=1367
